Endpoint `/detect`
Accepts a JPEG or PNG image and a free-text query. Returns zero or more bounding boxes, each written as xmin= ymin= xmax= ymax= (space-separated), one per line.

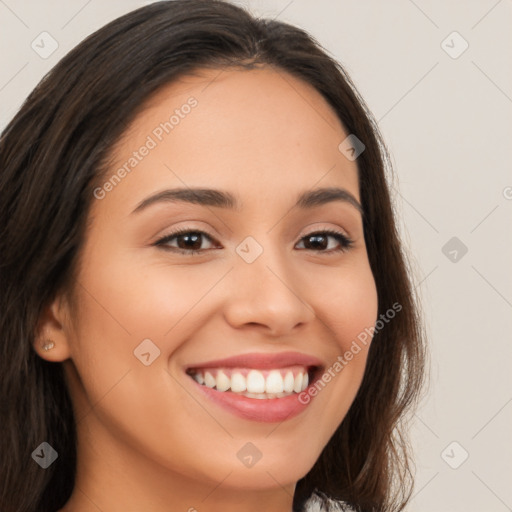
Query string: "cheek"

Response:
xmin=309 ymin=258 xmax=378 ymax=353
xmin=301 ymin=258 xmax=378 ymax=431
xmin=76 ymin=244 xmax=222 ymax=339
xmin=67 ymin=251 xmax=228 ymax=405
xmin=65 ymin=257 xmax=214 ymax=471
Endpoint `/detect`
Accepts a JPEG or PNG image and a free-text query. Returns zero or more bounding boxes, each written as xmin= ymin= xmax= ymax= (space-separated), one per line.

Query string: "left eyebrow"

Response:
xmin=130 ymin=186 xmax=363 ymax=216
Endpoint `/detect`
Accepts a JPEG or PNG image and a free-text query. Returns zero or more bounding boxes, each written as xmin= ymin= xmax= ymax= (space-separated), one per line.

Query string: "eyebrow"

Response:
xmin=131 ymin=186 xmax=363 ymax=215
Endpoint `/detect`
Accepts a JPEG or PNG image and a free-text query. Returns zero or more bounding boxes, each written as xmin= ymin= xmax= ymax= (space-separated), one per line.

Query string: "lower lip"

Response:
xmin=190 ymin=377 xmax=315 ymax=423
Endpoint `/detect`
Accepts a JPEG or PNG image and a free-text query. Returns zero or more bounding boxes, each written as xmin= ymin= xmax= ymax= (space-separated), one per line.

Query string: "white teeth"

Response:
xmin=204 ymin=371 xmax=216 ymax=388
xmin=245 ymin=392 xmax=270 ymax=400
xmin=216 ymin=370 xmax=230 ymax=392
xmin=245 ymin=391 xmax=291 ymax=399
xmin=230 ymin=372 xmax=246 ymax=392
xmin=190 ymin=367 xmax=313 ymax=397
xmin=265 ymin=370 xmax=284 ymax=394
xmin=193 ymin=373 xmax=204 ymax=385
xmin=301 ymin=372 xmax=309 ymax=391
xmin=284 ymin=371 xmax=294 ymax=393
xmin=246 ymin=370 xmax=266 ymax=393
xmin=293 ymin=373 xmax=303 ymax=393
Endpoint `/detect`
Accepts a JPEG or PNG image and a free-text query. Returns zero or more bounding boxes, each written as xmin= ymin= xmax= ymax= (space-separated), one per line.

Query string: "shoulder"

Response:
xmin=302 ymin=491 xmax=357 ymax=512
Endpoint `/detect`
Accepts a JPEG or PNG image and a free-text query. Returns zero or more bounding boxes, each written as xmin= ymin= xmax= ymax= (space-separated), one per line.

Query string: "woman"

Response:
xmin=0 ymin=1 xmax=426 ymax=511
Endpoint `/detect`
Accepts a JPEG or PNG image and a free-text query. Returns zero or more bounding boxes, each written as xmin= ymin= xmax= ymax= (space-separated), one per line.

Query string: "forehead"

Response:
xmin=98 ymin=66 xmax=360 ymax=214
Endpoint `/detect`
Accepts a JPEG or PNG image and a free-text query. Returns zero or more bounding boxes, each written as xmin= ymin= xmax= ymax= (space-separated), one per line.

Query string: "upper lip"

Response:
xmin=186 ymin=351 xmax=324 ymax=370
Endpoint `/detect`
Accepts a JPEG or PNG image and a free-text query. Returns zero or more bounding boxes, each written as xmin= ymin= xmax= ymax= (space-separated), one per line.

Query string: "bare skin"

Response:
xmin=35 ymin=66 xmax=378 ymax=512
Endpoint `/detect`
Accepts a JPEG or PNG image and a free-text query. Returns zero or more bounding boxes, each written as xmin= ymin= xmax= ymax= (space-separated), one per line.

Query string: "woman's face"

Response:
xmin=46 ymin=67 xmax=378 ymax=500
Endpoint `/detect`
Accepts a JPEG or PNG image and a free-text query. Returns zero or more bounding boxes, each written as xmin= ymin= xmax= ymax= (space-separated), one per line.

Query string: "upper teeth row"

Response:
xmin=191 ymin=368 xmax=310 ymax=394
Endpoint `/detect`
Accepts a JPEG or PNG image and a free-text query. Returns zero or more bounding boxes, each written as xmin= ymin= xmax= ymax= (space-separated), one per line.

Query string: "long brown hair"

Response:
xmin=0 ymin=1 xmax=426 ymax=511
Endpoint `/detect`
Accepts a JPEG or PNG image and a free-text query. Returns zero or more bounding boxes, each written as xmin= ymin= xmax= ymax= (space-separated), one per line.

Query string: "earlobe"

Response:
xmin=34 ymin=335 xmax=71 ymax=362
xmin=34 ymin=295 xmax=73 ymax=362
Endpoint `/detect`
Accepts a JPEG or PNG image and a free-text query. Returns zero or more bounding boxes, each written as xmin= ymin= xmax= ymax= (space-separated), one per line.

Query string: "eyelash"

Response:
xmin=154 ymin=228 xmax=354 ymax=255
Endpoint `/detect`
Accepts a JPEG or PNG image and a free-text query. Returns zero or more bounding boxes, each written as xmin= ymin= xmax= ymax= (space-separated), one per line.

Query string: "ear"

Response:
xmin=33 ymin=293 xmax=73 ymax=362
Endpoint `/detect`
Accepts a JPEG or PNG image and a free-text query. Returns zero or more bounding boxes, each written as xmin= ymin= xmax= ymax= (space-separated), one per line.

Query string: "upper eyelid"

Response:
xmin=158 ymin=220 xmax=353 ymax=239
xmin=155 ymin=227 xmax=352 ymax=247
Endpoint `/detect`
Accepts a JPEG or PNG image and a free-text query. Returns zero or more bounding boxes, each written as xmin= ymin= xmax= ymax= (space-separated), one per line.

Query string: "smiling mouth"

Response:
xmin=186 ymin=365 xmax=320 ymax=399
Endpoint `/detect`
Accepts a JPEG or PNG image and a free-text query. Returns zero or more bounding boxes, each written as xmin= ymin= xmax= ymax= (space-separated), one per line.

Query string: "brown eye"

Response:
xmin=296 ymin=230 xmax=353 ymax=253
xmin=154 ymin=228 xmax=353 ymax=256
xmin=155 ymin=229 xmax=218 ymax=254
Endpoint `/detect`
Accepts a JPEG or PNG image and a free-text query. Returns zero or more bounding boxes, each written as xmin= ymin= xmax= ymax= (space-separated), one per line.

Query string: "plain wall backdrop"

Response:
xmin=1 ymin=1 xmax=511 ymax=510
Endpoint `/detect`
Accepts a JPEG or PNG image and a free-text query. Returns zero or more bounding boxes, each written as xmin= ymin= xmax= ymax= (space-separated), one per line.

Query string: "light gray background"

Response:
xmin=1 ymin=1 xmax=511 ymax=510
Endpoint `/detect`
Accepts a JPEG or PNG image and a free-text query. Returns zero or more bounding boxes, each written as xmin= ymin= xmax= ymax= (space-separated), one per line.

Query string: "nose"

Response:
xmin=222 ymin=244 xmax=315 ymax=337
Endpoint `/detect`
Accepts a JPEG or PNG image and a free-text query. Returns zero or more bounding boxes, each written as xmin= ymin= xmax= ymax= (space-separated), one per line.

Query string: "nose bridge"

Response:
xmin=235 ymin=232 xmax=293 ymax=292
xmin=224 ymin=232 xmax=314 ymax=334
